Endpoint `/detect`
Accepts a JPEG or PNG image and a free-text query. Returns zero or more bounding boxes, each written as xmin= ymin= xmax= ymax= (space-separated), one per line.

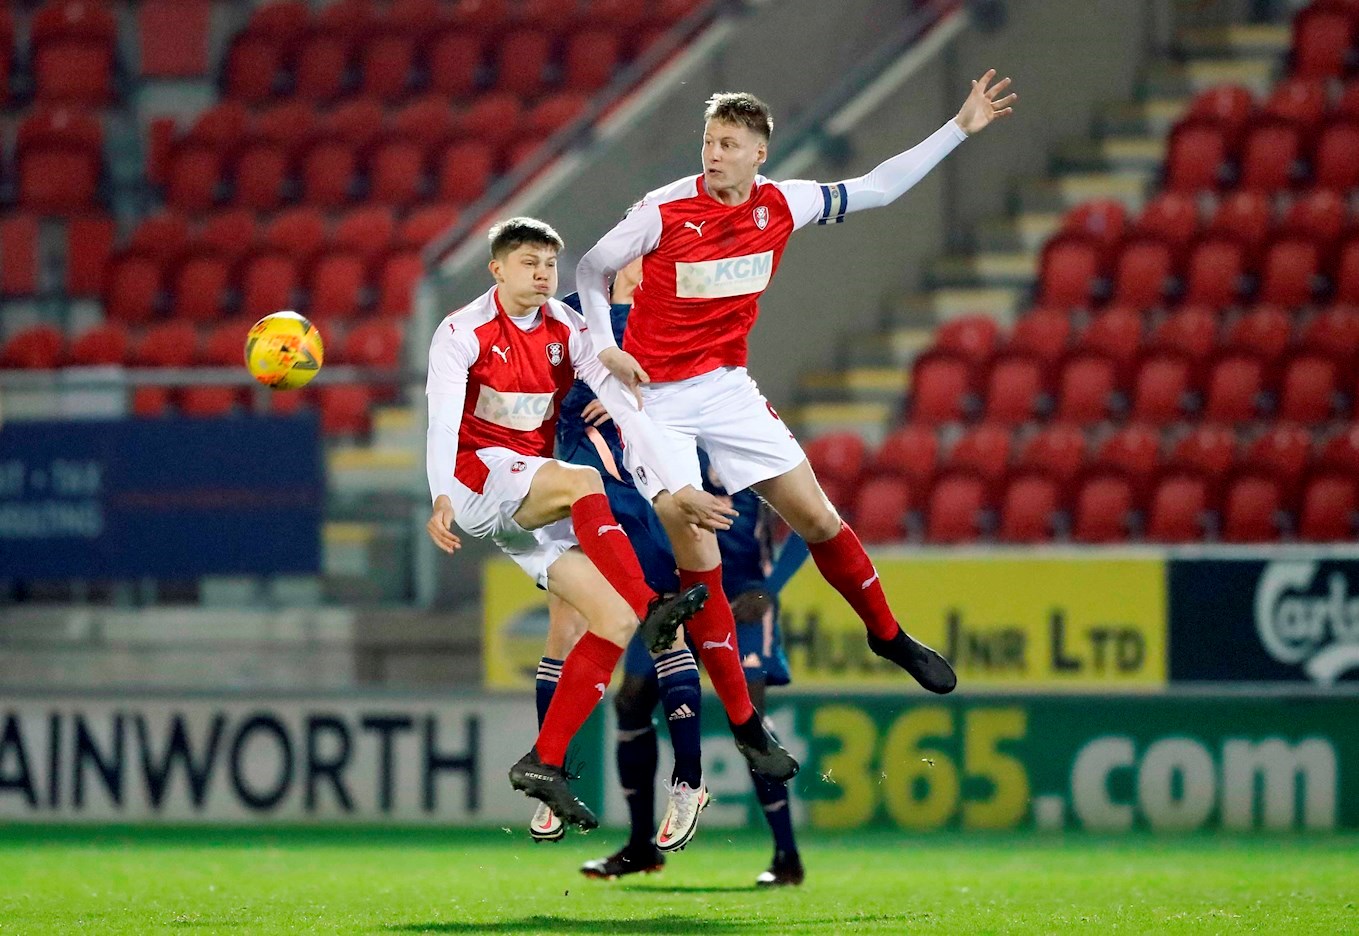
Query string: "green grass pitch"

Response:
xmin=0 ymin=826 xmax=1355 ymax=934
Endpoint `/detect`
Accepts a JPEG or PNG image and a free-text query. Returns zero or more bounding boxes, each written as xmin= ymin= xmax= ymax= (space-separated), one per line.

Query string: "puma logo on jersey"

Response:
xmin=491 ymin=345 xmax=509 ymax=362
xmin=861 ymin=573 xmax=879 ymax=590
xmin=683 ymin=220 xmax=707 ymax=237
xmin=596 ymin=523 xmax=625 ymax=536
xmin=701 ymin=635 xmax=733 ymax=651
xmin=594 ymin=682 xmax=608 ymax=700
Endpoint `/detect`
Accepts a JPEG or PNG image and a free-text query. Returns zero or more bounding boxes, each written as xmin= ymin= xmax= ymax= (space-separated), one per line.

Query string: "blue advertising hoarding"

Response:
xmin=0 ymin=415 xmax=322 ymax=577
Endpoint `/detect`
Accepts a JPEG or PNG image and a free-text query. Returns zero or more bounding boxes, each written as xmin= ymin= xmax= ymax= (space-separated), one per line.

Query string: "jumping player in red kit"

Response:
xmin=575 ymin=71 xmax=1018 ymax=710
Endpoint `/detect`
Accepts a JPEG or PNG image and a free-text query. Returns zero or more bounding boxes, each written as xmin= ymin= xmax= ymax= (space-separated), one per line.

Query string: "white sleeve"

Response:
xmin=568 ymin=316 xmax=683 ymax=494
xmin=575 ymin=203 xmax=663 ymax=356
xmin=780 ymin=119 xmax=969 ymax=231
xmin=425 ymin=324 xmax=479 ymax=504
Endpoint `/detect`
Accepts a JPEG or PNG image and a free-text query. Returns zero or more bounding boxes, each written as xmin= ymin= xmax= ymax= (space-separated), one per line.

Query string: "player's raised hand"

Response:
xmin=598 ymin=347 xmax=650 ymax=408
xmin=426 ymin=495 xmax=462 ymax=555
xmin=955 ymin=69 xmax=1017 ymax=136
xmin=581 ymin=399 xmax=613 ymax=426
xmin=672 ymin=485 xmax=739 ymax=533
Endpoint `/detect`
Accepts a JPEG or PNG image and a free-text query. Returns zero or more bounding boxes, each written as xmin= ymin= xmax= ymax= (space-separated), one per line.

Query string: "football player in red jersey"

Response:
xmin=575 ymin=73 xmax=1017 ymax=708
xmin=424 ymin=218 xmax=792 ymax=832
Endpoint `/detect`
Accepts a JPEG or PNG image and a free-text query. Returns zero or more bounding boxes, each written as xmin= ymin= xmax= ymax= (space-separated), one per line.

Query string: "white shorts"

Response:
xmin=622 ymin=367 xmax=806 ymax=502
xmin=451 ymin=447 xmax=577 ymax=589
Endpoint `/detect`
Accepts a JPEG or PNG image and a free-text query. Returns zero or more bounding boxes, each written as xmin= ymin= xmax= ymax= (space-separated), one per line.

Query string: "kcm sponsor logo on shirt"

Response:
xmin=675 ymin=251 xmax=774 ymax=299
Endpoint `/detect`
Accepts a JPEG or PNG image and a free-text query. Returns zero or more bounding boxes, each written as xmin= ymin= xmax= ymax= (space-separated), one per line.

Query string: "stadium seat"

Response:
xmin=32 ymin=1 xmax=117 ymax=105
xmin=998 ymin=472 xmax=1060 ymax=543
xmin=1130 ymin=354 xmax=1192 ymax=424
xmin=925 ymin=471 xmax=987 ymax=544
xmin=344 ymin=319 xmax=403 ymax=368
xmin=870 ymin=424 xmax=938 ymax=483
xmin=399 ymin=204 xmax=461 ymax=248
xmin=564 ymin=29 xmax=621 ymax=91
xmin=319 ymin=385 xmax=374 ymax=436
xmin=181 ymin=386 xmax=241 ymax=418
xmin=428 ymin=30 xmax=484 ymax=98
xmin=1299 ymin=472 xmax=1357 ymax=541
xmin=1054 ymin=353 xmax=1118 ymax=423
xmin=300 ymin=138 xmax=359 ymax=208
xmin=1261 ymin=77 xmax=1328 ymax=137
xmin=1300 ymin=305 xmax=1359 ymax=365
xmin=1038 ymin=235 xmax=1101 ymax=309
xmin=1133 ymin=192 xmax=1199 ymax=251
xmin=198 ymin=209 xmax=260 ymax=266
xmin=128 ymin=211 xmax=193 ymax=266
xmin=1185 ymin=84 xmax=1255 ymax=148
xmin=1008 ymin=307 xmax=1071 ymax=364
xmin=132 ymin=386 xmax=173 ymax=418
xmin=435 ymin=140 xmax=497 ymax=203
xmin=171 ymin=251 xmax=232 ymax=321
xmin=936 ymin=315 xmax=1001 ymax=366
xmin=528 ymin=93 xmax=590 ymax=138
xmin=265 ymin=208 xmax=329 ymax=266
xmin=582 ymin=0 xmax=653 ymax=28
xmin=1016 ymin=423 xmax=1087 ymax=485
xmin=1203 ymin=354 xmax=1266 ymax=422
xmin=949 ymin=423 xmax=1012 ymax=485
xmin=1279 ymin=189 xmax=1346 ymax=251
xmin=852 ymin=476 xmax=913 ymax=544
xmin=1149 ymin=305 xmax=1218 ymax=363
xmin=316 ymin=0 xmax=373 ymax=38
xmin=982 ymin=354 xmax=1044 ymax=425
xmin=242 ymin=3 xmax=311 ymax=48
xmin=68 ymin=322 xmax=130 ymax=367
xmin=334 ymin=206 xmax=397 ymax=266
xmin=1061 ymin=200 xmax=1128 ymax=264
xmin=909 ymin=353 xmax=972 ymax=424
xmin=134 ymin=321 xmax=198 ymax=367
xmin=496 ymin=29 xmax=552 ymax=96
xmin=1313 ymin=122 xmax=1359 ymax=193
xmin=1 ymin=326 xmax=64 ymax=369
xmin=1278 ymin=354 xmax=1340 ymax=422
xmin=1092 ymin=423 xmax=1162 ymax=498
xmin=1245 ymin=423 xmax=1313 ymax=497
xmin=1165 ymin=120 xmax=1227 ymax=192
xmin=805 ymin=431 xmax=868 ymax=488
xmin=17 ymin=137 xmax=102 ymax=214
xmin=1073 ymin=473 xmax=1133 ymax=543
xmin=1290 ymin=5 xmax=1354 ymax=78
xmin=1256 ymin=239 xmax=1319 ymax=308
xmin=308 ymin=251 xmax=369 ymax=319
xmin=224 ymin=33 xmax=283 ymax=104
xmin=201 ymin=318 xmax=256 ymax=366
xmin=460 ymin=92 xmax=524 ymax=148
xmin=1336 ymin=240 xmax=1359 ymax=306
xmin=359 ymin=31 xmax=417 ymax=101
xmin=1146 ymin=472 xmax=1209 ymax=543
xmin=1319 ymin=424 xmax=1359 ymax=473
xmin=1338 ymin=75 xmax=1359 ymax=119
xmin=294 ymin=30 xmax=352 ymax=103
xmin=140 ymin=0 xmax=212 ymax=78
xmin=375 ymin=251 xmax=423 ymax=316
xmin=326 ymin=97 xmax=387 ymax=150
xmin=1224 ymin=304 xmax=1292 ymax=363
xmin=1237 ymin=121 xmax=1302 ymax=192
xmin=1221 ymin=473 xmax=1282 ymax=543
xmin=165 ymin=143 xmax=222 ymax=211
xmin=233 ymin=142 xmax=289 ymax=211
xmin=391 ymin=97 xmax=459 ymax=149
xmin=1077 ymin=306 xmax=1143 ymax=382
xmin=239 ymin=252 xmax=299 ymax=320
xmin=1111 ymin=239 xmax=1174 ymax=309
xmin=103 ymin=253 xmax=163 ymax=323
xmin=255 ymin=100 xmax=321 ymax=158
xmin=1205 ymin=191 xmax=1271 ymax=265
xmin=0 ymin=214 xmax=40 ymax=297
xmin=367 ymin=136 xmax=427 ymax=208
xmin=1170 ymin=424 xmax=1237 ymax=481
xmin=1182 ymin=237 xmax=1245 ymax=308
xmin=64 ymin=215 xmax=114 ymax=297
xmin=186 ymin=101 xmax=253 ymax=150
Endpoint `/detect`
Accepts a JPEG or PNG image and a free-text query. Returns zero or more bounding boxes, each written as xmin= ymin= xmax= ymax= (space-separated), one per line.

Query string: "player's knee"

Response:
xmin=567 ymin=465 xmax=605 ymax=500
xmin=791 ymin=495 xmax=842 ymax=543
xmin=614 ymin=676 xmax=654 ymax=723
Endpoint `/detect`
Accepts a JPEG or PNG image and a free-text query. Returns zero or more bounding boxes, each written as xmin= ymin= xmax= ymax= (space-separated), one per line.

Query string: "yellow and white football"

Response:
xmin=244 ymin=311 xmax=324 ymax=390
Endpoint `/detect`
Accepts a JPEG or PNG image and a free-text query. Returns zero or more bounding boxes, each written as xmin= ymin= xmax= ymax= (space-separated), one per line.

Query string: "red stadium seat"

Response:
xmin=17 ymin=107 xmax=104 ymax=212
xmin=1313 ymin=122 xmax=1359 ymax=194
xmin=367 ymin=136 xmax=427 ymax=208
xmin=224 ymin=33 xmax=283 ymax=104
xmin=1146 ymin=472 xmax=1209 ymax=543
xmin=1205 ymin=191 xmax=1272 ymax=265
xmin=582 ymin=0 xmax=652 ymax=28
xmin=563 ymin=29 xmax=621 ymax=91
xmin=335 ymin=206 xmax=396 ymax=265
xmin=316 ymin=0 xmax=373 ymax=38
xmin=925 ymin=472 xmax=987 ymax=544
xmin=949 ymin=423 xmax=1012 ymax=485
xmin=359 ymin=31 xmax=416 ymax=101
xmin=375 ymin=251 xmax=423 ymax=316
xmin=1165 ymin=120 xmax=1227 ymax=192
xmin=247 ymin=1 xmax=311 ymax=45
xmin=1279 ymin=189 xmax=1346 ymax=251
xmin=1299 ymin=472 xmax=1357 ymax=541
xmin=198 ymin=209 xmax=259 ymax=265
xmin=852 ymin=476 xmax=913 ymax=544
xmin=1061 ymin=199 xmax=1128 ymax=265
xmin=1336 ymin=241 xmax=1359 ymax=306
xmin=68 ymin=322 xmax=129 ymax=367
xmin=233 ymin=142 xmax=289 ymax=211
xmin=265 ymin=208 xmax=329 ymax=266
xmin=239 ymin=252 xmax=299 ymax=320
xmin=1092 ymin=423 xmax=1162 ymax=498
xmin=319 ymin=385 xmax=374 ymax=436
xmin=936 ymin=315 xmax=1001 ymax=366
xmin=1256 ymin=239 xmax=1319 ymax=308
xmin=64 ymin=215 xmax=114 ymax=297
xmin=309 ymin=251 xmax=369 ymax=319
xmin=134 ymin=320 xmax=198 ymax=367
xmin=1170 ymin=424 xmax=1237 ymax=481
xmin=1222 ymin=473 xmax=1282 ymax=543
xmin=998 ymin=472 xmax=1060 ymax=543
xmin=1238 ymin=121 xmax=1301 ymax=193
xmin=1078 ymin=306 xmax=1143 ymax=381
xmin=186 ymin=101 xmax=253 ymax=150
xmin=294 ymin=31 xmax=352 ymax=103
xmin=496 ymin=29 xmax=552 ymax=96
xmin=504 ymin=134 xmax=546 ymax=170
xmin=1130 ymin=354 xmax=1192 ymax=424
xmin=460 ymin=92 xmax=524 ymax=148
xmin=428 ymin=30 xmax=483 ymax=98
xmin=1291 ymin=5 xmax=1354 ymax=78
xmin=1111 ymin=239 xmax=1174 ymax=309
xmin=181 ymin=386 xmax=241 ymax=418
xmin=435 ymin=140 xmax=497 ymax=204
xmin=201 ymin=318 xmax=256 ymax=366
xmin=1073 ymin=472 xmax=1133 ymax=543
xmin=103 ymin=253 xmax=163 ymax=323
xmin=128 ymin=211 xmax=192 ymax=266
xmin=1182 ymin=238 xmax=1245 ymax=308
xmin=982 ymin=354 xmax=1044 ymax=425
xmin=254 ymin=100 xmax=321 ymax=157
xmin=140 ymin=0 xmax=212 ymax=79
xmin=1261 ymin=78 xmax=1328 ymax=137
xmin=1016 ymin=423 xmax=1087 ymax=485
xmin=1149 ymin=305 xmax=1218 ymax=363
xmin=1278 ymin=354 xmax=1340 ymax=422
xmin=1038 ymin=236 xmax=1100 ymax=309
xmin=399 ymin=204 xmax=461 ymax=248
xmin=344 ymin=319 xmax=403 ymax=368
xmin=1054 ymin=353 xmax=1118 ymax=423
xmin=1185 ymin=84 xmax=1255 ymax=148
xmin=388 ymin=0 xmax=442 ymax=31
xmin=527 ymin=93 xmax=591 ymax=136
xmin=1320 ymin=424 xmax=1359 ymax=473
xmin=1008 ymin=307 xmax=1071 ymax=364
xmin=871 ymin=424 xmax=938 ymax=483
xmin=909 ymin=353 xmax=972 ymax=425
xmin=1203 ymin=354 xmax=1266 ymax=422
xmin=1 ymin=326 xmax=64 ymax=369
xmin=1134 ymin=192 xmax=1199 ymax=251
xmin=32 ymin=2 xmax=117 ymax=103
xmin=1224 ymin=305 xmax=1291 ymax=364
xmin=165 ymin=143 xmax=222 ymax=211
xmin=300 ymin=138 xmax=358 ymax=208
xmin=326 ymin=97 xmax=387 ymax=150
xmin=0 ymin=214 xmax=39 ymax=296
xmin=391 ymin=96 xmax=459 ymax=149
xmin=1245 ymin=424 xmax=1313 ymax=496
xmin=1300 ymin=305 xmax=1359 ymax=364
xmin=1338 ymin=75 xmax=1359 ymax=119
xmin=805 ymin=431 xmax=868 ymax=487
xmin=171 ymin=251 xmax=231 ymax=321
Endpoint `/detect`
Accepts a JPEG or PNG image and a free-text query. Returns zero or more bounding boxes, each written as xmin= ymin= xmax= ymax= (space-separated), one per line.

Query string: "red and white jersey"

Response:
xmin=577 ymin=119 xmax=968 ymax=382
xmin=426 ymin=285 xmax=680 ymax=501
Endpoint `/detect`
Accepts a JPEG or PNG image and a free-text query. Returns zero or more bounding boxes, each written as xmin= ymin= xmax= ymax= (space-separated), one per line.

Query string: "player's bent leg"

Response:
xmin=755 ymin=462 xmax=957 ymax=695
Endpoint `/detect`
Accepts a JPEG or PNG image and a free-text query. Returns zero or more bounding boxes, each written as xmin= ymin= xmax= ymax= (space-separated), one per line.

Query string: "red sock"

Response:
xmin=571 ymin=493 xmax=656 ymax=620
xmin=679 ymin=566 xmax=755 ymax=724
xmin=536 ymin=631 xmax=624 ymax=766
xmin=807 ymin=521 xmax=900 ymax=640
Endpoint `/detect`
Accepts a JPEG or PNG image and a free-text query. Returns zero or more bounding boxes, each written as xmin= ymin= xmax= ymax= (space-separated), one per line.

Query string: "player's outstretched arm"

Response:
xmin=954 ymin=68 xmax=1017 ymax=135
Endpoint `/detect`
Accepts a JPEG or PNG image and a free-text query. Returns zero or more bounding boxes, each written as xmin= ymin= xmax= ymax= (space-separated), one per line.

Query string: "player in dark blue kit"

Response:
xmin=540 ymin=264 xmax=808 ymax=884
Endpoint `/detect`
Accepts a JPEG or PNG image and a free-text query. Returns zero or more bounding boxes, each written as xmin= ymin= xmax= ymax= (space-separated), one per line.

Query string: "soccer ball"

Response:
xmin=244 ymin=311 xmax=324 ymax=390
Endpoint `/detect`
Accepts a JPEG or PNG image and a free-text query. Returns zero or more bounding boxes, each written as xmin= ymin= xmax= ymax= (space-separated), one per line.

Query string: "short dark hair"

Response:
xmin=703 ymin=92 xmax=773 ymax=140
xmin=488 ymin=217 xmax=563 ymax=260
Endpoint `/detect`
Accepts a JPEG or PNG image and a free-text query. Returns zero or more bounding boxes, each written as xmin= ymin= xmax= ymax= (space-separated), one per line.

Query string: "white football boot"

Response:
xmin=530 ymin=800 xmax=565 ymax=842
xmin=655 ymin=778 xmax=709 ymax=852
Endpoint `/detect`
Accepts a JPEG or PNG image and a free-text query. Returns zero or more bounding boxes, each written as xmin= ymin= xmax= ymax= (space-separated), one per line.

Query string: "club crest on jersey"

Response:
xmin=546 ymin=342 xmax=564 ymax=366
xmin=753 ymin=206 xmax=769 ymax=230
xmin=635 ymin=465 xmax=648 ymax=484
xmin=510 ymin=460 xmax=527 ymax=473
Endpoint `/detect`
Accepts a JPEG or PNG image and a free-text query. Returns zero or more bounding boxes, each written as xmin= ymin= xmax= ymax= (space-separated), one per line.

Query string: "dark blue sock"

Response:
xmin=751 ymin=770 xmax=799 ymax=858
xmin=655 ymin=648 xmax=703 ymax=788
xmin=535 ymin=657 xmax=562 ymax=730
xmin=616 ymin=707 xmax=658 ymax=849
